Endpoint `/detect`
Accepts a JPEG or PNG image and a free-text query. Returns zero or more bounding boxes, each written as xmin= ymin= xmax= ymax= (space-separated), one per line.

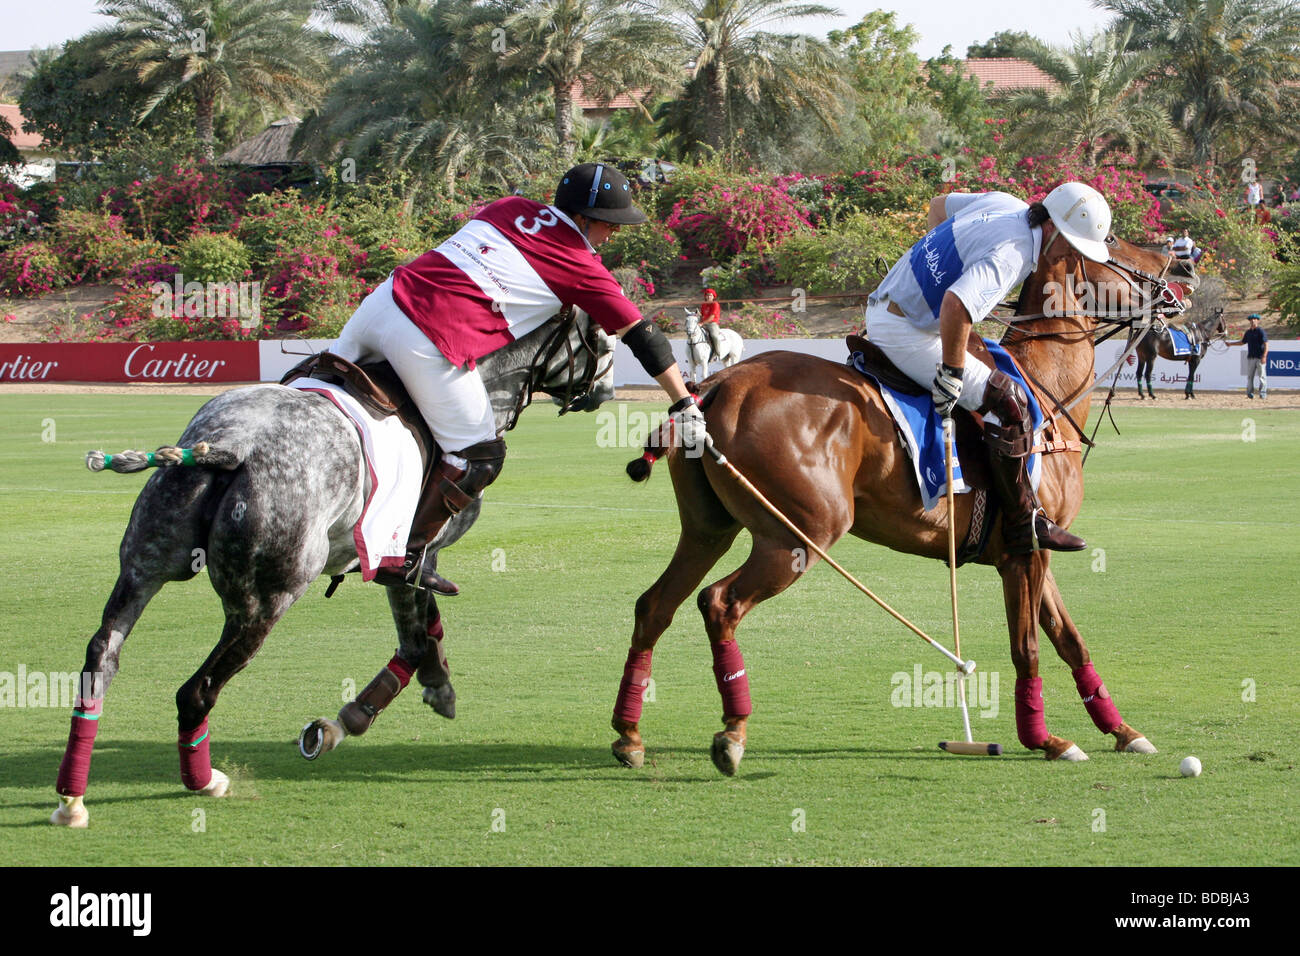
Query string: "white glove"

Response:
xmin=669 ymin=396 xmax=709 ymax=454
xmin=931 ymin=363 xmax=964 ymax=418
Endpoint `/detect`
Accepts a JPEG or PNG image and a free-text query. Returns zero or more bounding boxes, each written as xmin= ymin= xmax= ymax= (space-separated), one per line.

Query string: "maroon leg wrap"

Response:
xmin=711 ymin=641 xmax=753 ymax=718
xmin=386 ymin=655 xmax=414 ymax=689
xmin=178 ymin=717 xmax=213 ymax=791
xmin=1073 ymin=663 xmax=1122 ymax=733
xmin=1014 ymin=677 xmax=1050 ymax=749
xmin=56 ymin=696 xmax=103 ymax=797
xmin=614 ymin=649 xmax=653 ymax=725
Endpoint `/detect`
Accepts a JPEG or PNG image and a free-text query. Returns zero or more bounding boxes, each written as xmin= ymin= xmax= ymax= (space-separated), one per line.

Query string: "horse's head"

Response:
xmin=683 ymin=308 xmax=700 ymax=331
xmin=536 ymin=308 xmax=616 ymax=415
xmin=1025 ymin=227 xmax=1187 ymax=328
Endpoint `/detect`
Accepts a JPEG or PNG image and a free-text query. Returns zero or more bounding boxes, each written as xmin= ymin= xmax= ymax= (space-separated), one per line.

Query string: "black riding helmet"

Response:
xmin=554 ymin=162 xmax=648 ymax=225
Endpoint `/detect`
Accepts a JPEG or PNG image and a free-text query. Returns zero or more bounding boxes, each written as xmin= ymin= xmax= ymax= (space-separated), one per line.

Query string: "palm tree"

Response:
xmin=96 ymin=0 xmax=330 ymax=158
xmin=1099 ymin=0 xmax=1300 ymax=165
xmin=489 ymin=0 xmax=681 ymax=159
xmin=662 ymin=0 xmax=846 ymax=155
xmin=300 ymin=0 xmax=550 ymax=199
xmin=998 ymin=26 xmax=1176 ymax=165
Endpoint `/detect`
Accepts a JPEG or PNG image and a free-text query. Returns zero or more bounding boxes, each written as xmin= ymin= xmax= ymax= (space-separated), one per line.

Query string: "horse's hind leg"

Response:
xmin=612 ymin=526 xmax=739 ymax=768
xmin=1000 ymin=554 xmax=1087 ymax=761
xmin=1038 ymin=570 xmax=1156 ymax=754
xmin=697 ymin=535 xmax=809 ymax=776
xmin=174 ymin=590 xmax=303 ymax=797
xmin=52 ymin=573 xmax=165 ymax=827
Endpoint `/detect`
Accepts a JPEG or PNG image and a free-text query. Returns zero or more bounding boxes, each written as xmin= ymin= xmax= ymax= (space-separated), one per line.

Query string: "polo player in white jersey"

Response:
xmin=333 ymin=163 xmax=707 ymax=592
xmin=864 ymin=182 xmax=1113 ymax=554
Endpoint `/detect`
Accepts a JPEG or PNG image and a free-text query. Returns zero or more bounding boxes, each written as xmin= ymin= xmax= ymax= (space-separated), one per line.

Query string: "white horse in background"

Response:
xmin=683 ymin=308 xmax=744 ymax=382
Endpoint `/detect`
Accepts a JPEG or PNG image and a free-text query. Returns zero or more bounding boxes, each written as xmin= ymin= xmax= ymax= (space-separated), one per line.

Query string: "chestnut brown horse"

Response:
xmin=613 ymin=233 xmax=1180 ymax=774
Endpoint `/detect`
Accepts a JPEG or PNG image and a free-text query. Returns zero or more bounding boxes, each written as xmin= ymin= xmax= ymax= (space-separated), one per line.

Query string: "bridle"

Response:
xmin=503 ymin=307 xmax=615 ymax=431
xmin=992 ymin=240 xmax=1189 ymax=458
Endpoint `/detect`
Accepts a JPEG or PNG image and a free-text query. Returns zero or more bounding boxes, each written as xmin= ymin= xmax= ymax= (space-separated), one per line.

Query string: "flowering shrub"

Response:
xmin=0 ymin=241 xmax=70 ymax=296
xmin=0 ymin=181 xmax=43 ymax=246
xmin=177 ymin=232 xmax=252 ymax=284
xmin=769 ymin=210 xmax=921 ymax=294
xmin=236 ymin=192 xmax=333 ymax=269
xmin=50 ymin=284 xmax=270 ymax=342
xmin=600 ymin=227 xmax=681 ymax=282
xmin=721 ymin=303 xmax=811 ymax=338
xmin=665 ymin=179 xmax=813 ymax=259
xmin=1163 ymin=198 xmax=1274 ymax=295
xmin=332 ymin=186 xmax=422 ymax=279
xmin=123 ymin=257 xmax=181 ymax=288
xmin=52 ymin=210 xmax=162 ymax=282
xmin=105 ymin=161 xmax=238 ymax=244
xmin=264 ymin=241 xmax=368 ymax=332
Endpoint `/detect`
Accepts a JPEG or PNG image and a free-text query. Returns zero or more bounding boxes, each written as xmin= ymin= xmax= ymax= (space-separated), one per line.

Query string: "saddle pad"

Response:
xmin=1168 ymin=327 xmax=1197 ymax=357
xmin=849 ymin=338 xmax=1042 ymax=511
xmin=290 ymin=378 xmax=423 ymax=581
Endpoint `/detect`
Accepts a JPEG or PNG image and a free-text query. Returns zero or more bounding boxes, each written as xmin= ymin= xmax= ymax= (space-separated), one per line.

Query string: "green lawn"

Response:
xmin=0 ymin=394 xmax=1296 ymax=865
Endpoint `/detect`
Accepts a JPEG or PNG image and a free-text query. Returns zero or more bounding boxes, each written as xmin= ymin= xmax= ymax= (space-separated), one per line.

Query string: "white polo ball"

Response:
xmin=1179 ymin=756 xmax=1202 ymax=777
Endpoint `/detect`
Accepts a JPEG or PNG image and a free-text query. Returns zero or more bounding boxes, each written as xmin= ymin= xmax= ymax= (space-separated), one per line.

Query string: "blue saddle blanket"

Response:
xmin=1168 ymin=327 xmax=1197 ymax=357
xmin=849 ymin=338 xmax=1043 ymax=511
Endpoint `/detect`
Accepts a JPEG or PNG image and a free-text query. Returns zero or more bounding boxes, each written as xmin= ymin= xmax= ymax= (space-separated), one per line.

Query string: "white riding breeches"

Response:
xmin=333 ymin=276 xmax=498 ymax=454
xmin=864 ymin=300 xmax=994 ymax=413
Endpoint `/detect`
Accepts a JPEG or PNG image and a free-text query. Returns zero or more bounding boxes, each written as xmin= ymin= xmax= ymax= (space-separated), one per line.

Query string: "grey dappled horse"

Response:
xmin=51 ymin=313 xmax=614 ymax=827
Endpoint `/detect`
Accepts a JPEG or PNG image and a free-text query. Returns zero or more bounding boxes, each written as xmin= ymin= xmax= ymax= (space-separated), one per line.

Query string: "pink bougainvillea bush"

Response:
xmin=0 ymin=181 xmax=43 ymax=245
xmin=665 ymin=178 xmax=813 ymax=259
xmin=0 ymin=241 xmax=70 ymax=296
xmin=52 ymin=210 xmax=162 ymax=283
xmin=104 ymin=161 xmax=239 ymax=245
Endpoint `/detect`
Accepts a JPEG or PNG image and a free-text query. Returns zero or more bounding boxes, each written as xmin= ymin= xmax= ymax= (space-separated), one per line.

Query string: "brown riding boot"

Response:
xmin=373 ymin=438 xmax=508 ymax=594
xmin=979 ymin=370 xmax=1086 ymax=556
xmin=987 ymin=450 xmax=1087 ymax=554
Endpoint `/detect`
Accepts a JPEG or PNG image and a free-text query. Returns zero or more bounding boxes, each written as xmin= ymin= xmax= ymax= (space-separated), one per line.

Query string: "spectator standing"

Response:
xmin=1171 ymin=229 xmax=1201 ymax=263
xmin=1227 ymin=313 xmax=1269 ymax=399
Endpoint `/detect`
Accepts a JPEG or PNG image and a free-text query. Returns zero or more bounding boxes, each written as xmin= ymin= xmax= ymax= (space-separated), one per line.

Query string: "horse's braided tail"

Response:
xmin=86 ymin=442 xmax=241 ymax=474
xmin=626 ymin=420 xmax=678 ymax=482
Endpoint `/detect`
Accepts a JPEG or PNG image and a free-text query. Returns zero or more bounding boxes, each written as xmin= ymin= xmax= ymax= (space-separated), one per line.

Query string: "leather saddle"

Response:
xmin=280 ymin=351 xmax=439 ymax=483
xmin=845 ymin=332 xmax=992 ymax=494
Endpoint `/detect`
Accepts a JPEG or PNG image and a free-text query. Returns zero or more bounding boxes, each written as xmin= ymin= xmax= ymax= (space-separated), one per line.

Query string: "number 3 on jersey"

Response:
xmin=515 ymin=208 xmax=558 ymax=235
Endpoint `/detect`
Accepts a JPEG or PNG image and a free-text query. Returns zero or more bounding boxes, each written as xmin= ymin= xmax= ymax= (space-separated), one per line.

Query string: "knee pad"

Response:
xmin=978 ymin=371 xmax=1032 ymax=458
xmin=441 ymin=438 xmax=506 ymax=513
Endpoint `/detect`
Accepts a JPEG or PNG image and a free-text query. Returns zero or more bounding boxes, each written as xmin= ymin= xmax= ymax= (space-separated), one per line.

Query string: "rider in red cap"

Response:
xmin=699 ymin=288 xmax=723 ymax=361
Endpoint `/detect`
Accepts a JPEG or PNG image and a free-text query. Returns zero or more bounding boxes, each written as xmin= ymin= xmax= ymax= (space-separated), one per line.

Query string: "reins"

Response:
xmin=992 ymin=246 xmax=1186 ymax=461
xmin=503 ymin=307 xmax=611 ymax=431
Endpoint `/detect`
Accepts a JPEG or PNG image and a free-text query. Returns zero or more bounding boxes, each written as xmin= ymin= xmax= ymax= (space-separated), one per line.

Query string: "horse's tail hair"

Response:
xmin=626 ymin=420 xmax=676 ymax=482
xmin=86 ymin=442 xmax=241 ymax=474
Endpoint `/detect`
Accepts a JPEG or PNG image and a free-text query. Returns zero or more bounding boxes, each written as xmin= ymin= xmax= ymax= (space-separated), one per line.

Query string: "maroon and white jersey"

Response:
xmin=391 ymin=196 xmax=644 ymax=369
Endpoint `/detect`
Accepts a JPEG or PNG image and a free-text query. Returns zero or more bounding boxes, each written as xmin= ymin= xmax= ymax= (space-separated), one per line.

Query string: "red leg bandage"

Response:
xmin=1014 ymin=677 xmax=1050 ymax=750
xmin=711 ymin=641 xmax=752 ymax=719
xmin=386 ymin=654 xmax=414 ymax=688
xmin=1073 ymin=663 xmax=1122 ymax=734
xmin=178 ymin=717 xmax=213 ymax=791
xmin=614 ymin=649 xmax=653 ymax=725
xmin=56 ymin=696 xmax=103 ymax=797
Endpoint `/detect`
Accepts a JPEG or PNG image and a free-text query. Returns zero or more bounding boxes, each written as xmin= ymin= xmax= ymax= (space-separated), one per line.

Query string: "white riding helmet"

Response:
xmin=1042 ymin=182 xmax=1112 ymax=263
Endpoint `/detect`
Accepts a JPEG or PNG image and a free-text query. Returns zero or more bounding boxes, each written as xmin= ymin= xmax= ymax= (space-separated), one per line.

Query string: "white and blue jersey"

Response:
xmin=871 ymin=192 xmax=1042 ymax=331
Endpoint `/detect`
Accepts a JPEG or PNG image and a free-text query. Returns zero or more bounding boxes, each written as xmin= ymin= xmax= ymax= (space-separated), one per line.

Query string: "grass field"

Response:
xmin=0 ymin=393 xmax=1297 ymax=866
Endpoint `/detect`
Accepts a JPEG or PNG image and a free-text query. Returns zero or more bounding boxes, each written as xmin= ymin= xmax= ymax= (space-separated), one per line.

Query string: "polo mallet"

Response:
xmin=937 ymin=416 xmax=1003 ymax=757
xmin=700 ymin=439 xmax=975 ymax=676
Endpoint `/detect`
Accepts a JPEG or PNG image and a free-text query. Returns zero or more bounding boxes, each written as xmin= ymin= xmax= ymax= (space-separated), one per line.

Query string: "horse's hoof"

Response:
xmin=1113 ymin=722 xmax=1157 ymax=754
xmin=198 ymin=768 xmax=230 ymax=798
xmin=50 ymin=795 xmax=88 ymax=828
xmin=299 ymin=717 xmax=345 ymax=760
xmin=423 ymin=683 xmax=456 ymax=720
xmin=1124 ymin=736 xmax=1157 ymax=754
xmin=612 ymin=738 xmax=645 ymax=769
xmin=1054 ymin=744 xmax=1089 ymax=762
xmin=711 ymin=731 xmax=745 ymax=776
